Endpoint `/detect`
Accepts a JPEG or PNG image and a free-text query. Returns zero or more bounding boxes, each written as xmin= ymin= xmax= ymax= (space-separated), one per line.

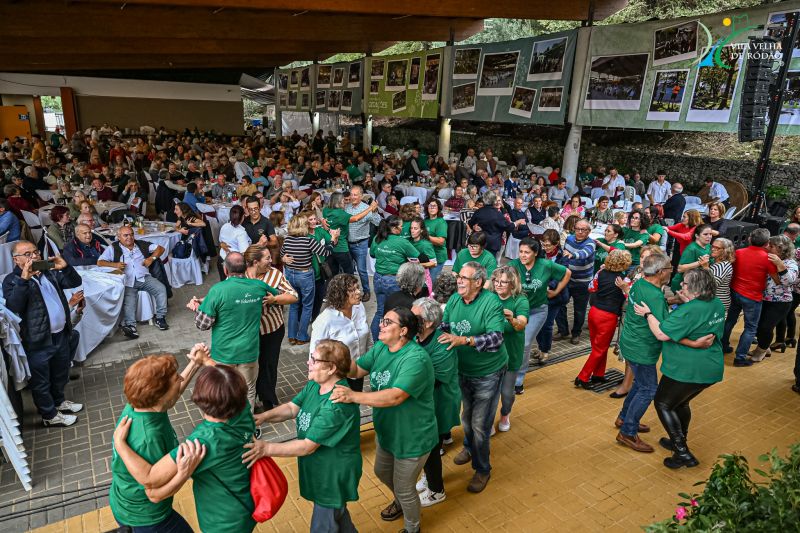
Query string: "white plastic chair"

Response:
xmin=41 ymin=235 xmax=59 ymax=259
xmin=400 ymin=196 xmax=419 ymax=206
xmin=196 ymin=204 xmax=220 ymax=244
xmin=136 ymin=291 xmax=157 ymax=323
xmin=581 ymin=197 xmax=594 ymax=209
xmin=36 ymin=190 xmax=54 ymax=202
xmin=169 ymin=234 xmax=203 ymax=288
xmin=21 ymin=211 xmax=43 ymax=244
xmin=724 ymin=206 xmax=736 ymax=219
xmin=504 ymin=235 xmax=521 ymax=260
xmin=590 ymin=187 xmax=604 ymax=201
xmin=685 ymin=196 xmax=702 ymax=206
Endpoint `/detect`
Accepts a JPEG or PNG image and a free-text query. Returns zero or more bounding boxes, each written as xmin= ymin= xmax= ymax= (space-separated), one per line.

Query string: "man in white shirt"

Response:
xmin=647 ymin=171 xmax=672 ymax=205
xmin=705 ymin=177 xmax=730 ymax=208
xmin=602 ymin=167 xmax=626 ymax=200
xmin=97 ymin=226 xmax=168 ymax=339
xmin=462 ymin=147 xmax=478 ymax=176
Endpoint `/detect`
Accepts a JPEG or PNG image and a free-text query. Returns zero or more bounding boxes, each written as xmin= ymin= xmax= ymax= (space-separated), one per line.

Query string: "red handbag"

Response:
xmin=250 ymin=457 xmax=289 ymax=522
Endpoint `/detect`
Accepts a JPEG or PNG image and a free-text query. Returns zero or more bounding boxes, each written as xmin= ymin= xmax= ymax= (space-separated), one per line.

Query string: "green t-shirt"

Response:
xmin=452 ymin=248 xmax=497 ymax=278
xmin=110 ymin=405 xmax=178 ymax=527
xmin=424 ymin=217 xmax=449 ymax=265
xmin=357 ymin=341 xmax=438 ymax=458
xmin=509 ymin=258 xmax=567 ymax=309
xmin=370 ymin=234 xmax=420 ymax=275
xmin=401 ymin=220 xmax=411 ymax=237
xmin=198 ymin=277 xmax=278 ymax=364
xmin=670 ymin=241 xmax=712 ymax=293
xmin=623 ymin=228 xmax=650 ymax=266
xmin=500 ymin=294 xmax=530 ymax=372
xmin=310 ymin=226 xmax=333 ymax=280
xmin=419 ymin=334 xmax=461 ymax=434
xmin=619 ymin=278 xmax=668 ymax=365
xmin=442 ymin=290 xmax=509 ymax=377
xmin=292 ymin=379 xmax=362 ymax=508
xmin=647 ymin=223 xmax=666 ymax=246
xmin=594 ymin=238 xmax=626 ymax=273
xmin=660 ymin=298 xmax=726 ymax=384
xmin=170 ymin=407 xmax=256 ymax=533
xmin=323 ymin=207 xmax=351 ymax=252
xmin=411 ymin=237 xmax=437 ymax=266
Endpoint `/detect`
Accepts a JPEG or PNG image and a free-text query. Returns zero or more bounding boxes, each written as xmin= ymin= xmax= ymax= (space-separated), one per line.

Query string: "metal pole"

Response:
xmin=746 ymin=13 xmax=800 ymax=222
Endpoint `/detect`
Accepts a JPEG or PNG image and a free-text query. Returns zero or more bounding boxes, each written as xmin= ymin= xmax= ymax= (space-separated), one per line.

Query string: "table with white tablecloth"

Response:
xmin=67 ymin=267 xmax=126 ymax=363
xmin=396 ymin=184 xmax=435 ymax=203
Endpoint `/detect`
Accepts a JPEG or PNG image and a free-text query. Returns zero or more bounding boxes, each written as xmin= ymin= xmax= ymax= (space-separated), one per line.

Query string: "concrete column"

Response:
xmin=438 ymin=118 xmax=451 ymax=158
xmin=274 ymin=105 xmax=282 ymax=137
xmin=363 ymin=114 xmax=373 ymax=152
xmin=561 ymin=26 xmax=592 ymax=194
xmin=562 ymin=124 xmax=582 ymax=192
xmin=312 ymin=112 xmax=320 ymax=134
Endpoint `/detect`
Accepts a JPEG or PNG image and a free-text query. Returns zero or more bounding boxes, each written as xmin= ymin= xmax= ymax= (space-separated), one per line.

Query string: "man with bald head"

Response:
xmin=62 ymin=224 xmax=105 ymax=266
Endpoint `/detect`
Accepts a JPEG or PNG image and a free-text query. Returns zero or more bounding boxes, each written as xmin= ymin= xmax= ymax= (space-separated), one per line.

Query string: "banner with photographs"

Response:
xmin=575 ymin=0 xmax=800 ymax=134
xmin=365 ymin=49 xmax=443 ymax=118
xmin=277 ymin=60 xmax=363 ymax=115
xmin=445 ymin=30 xmax=577 ymax=125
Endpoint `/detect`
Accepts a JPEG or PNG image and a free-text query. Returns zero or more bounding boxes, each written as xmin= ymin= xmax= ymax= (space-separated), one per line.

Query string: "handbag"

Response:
xmin=250 ymin=457 xmax=288 ymax=522
xmin=172 ymin=238 xmax=192 ymax=259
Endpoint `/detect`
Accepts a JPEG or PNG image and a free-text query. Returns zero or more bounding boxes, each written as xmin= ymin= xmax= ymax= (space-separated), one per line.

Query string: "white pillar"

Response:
xmin=363 ymin=115 xmax=373 ymax=152
xmin=438 ymin=118 xmax=451 ymax=158
xmin=562 ymin=124 xmax=582 ymax=193
xmin=312 ymin=112 xmax=320 ymax=134
xmin=561 ymin=26 xmax=592 ymax=194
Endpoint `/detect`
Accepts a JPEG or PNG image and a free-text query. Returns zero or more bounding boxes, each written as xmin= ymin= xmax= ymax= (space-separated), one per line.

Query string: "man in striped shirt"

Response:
xmin=556 ymin=219 xmax=596 ymax=344
xmin=345 ymin=185 xmax=381 ymax=302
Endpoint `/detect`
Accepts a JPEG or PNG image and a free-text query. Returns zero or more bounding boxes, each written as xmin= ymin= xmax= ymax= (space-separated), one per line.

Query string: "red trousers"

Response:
xmin=578 ymin=306 xmax=618 ymax=381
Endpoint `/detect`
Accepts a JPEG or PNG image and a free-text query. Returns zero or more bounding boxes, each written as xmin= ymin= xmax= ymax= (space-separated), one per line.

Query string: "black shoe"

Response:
xmin=514 ymin=385 xmax=524 ymax=395
xmin=554 ymin=333 xmax=570 ymax=341
xmin=361 ymin=292 xmax=371 ymax=302
xmin=723 ymin=346 xmax=733 ymax=354
xmin=658 ymin=437 xmax=675 ymax=452
xmin=733 ymin=357 xmax=753 ymax=367
xmin=609 ymin=391 xmax=628 ymax=398
xmin=69 ymin=371 xmax=81 ymax=381
xmin=792 ymin=384 xmax=800 ymax=394
xmin=120 ymin=324 xmax=139 ymax=339
xmin=590 ymin=375 xmax=608 ymax=384
xmin=569 ymin=336 xmax=580 ymax=345
xmin=787 ymin=339 xmax=797 ymax=348
xmin=664 ymin=450 xmax=699 ymax=469
xmin=574 ymin=377 xmax=592 ymax=390
xmin=154 ymin=317 xmax=169 ymax=330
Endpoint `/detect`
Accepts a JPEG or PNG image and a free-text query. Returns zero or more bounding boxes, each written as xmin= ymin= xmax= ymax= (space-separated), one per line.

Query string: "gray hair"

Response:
xmin=397 ymin=262 xmax=425 ymax=293
xmin=713 ymin=237 xmax=735 ymax=263
xmin=684 ymin=268 xmax=716 ymax=301
xmin=786 ymin=223 xmax=800 ymax=236
xmin=224 ymin=252 xmax=246 ymax=274
xmin=750 ymin=228 xmax=770 ymax=247
xmin=462 ymin=260 xmax=488 ymax=282
xmin=482 ymin=190 xmax=496 ymax=206
xmin=328 ymin=192 xmax=345 ymax=209
xmin=412 ymin=297 xmax=443 ymax=328
xmin=769 ymin=234 xmax=795 ymax=260
xmin=641 ymin=252 xmax=671 ymax=277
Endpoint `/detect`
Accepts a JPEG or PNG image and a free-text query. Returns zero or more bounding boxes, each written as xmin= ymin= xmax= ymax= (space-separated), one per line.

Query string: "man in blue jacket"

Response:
xmin=556 ymin=218 xmax=596 ymax=344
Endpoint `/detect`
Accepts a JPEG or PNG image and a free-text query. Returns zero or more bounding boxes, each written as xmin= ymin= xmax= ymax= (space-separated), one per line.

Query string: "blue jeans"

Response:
xmin=310 ymin=504 xmax=357 ymax=533
xmin=460 ymin=367 xmax=505 ymax=474
xmin=122 ymin=274 xmax=168 ymax=326
xmin=618 ymin=361 xmax=658 ymax=437
xmin=371 ymin=273 xmax=400 ymax=340
xmin=348 ymin=238 xmax=371 ymax=295
xmin=536 ymin=304 xmax=561 ymax=353
xmin=285 ymin=268 xmax=315 ymax=342
xmin=27 ymin=330 xmax=71 ymax=419
xmin=429 ymin=263 xmax=444 ymax=285
xmin=722 ymin=290 xmax=763 ymax=360
xmin=118 ymin=510 xmax=193 ymax=533
xmin=519 ymin=305 xmax=548 ymax=387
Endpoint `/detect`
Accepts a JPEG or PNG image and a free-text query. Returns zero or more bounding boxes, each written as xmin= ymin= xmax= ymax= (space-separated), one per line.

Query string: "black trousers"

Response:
xmin=347 ymin=376 xmax=364 ymax=392
xmin=422 ymin=435 xmax=446 ymax=493
xmin=653 ymin=375 xmax=710 ymax=441
xmin=217 ymin=257 xmax=227 ymax=281
xmin=256 ymin=325 xmax=284 ymax=410
xmin=774 ymin=292 xmax=800 ymax=343
xmin=312 ymin=277 xmax=327 ymax=321
xmin=756 ymin=300 xmax=793 ymax=349
xmin=331 ymin=252 xmax=354 ymax=276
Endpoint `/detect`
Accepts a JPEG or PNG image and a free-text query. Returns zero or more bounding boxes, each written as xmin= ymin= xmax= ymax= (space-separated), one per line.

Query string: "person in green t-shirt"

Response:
xmin=410 ymin=216 xmax=438 ymax=286
xmin=593 ymin=223 xmax=626 ymax=272
xmin=307 ymin=212 xmax=340 ymax=317
xmin=670 ymin=224 xmax=713 ymax=293
xmin=110 ymin=347 xmax=208 ymax=532
xmin=633 ymin=268 xmax=725 ymax=469
xmin=332 ymin=307 xmax=437 ymax=533
xmin=113 ymin=363 xmax=257 ymax=533
xmin=243 ymin=340 xmax=362 ymax=531
xmin=452 ymin=231 xmax=497 ymax=280
xmin=323 ymin=191 xmax=378 ymax=274
xmin=411 ymin=297 xmax=461 ymax=507
xmin=424 ymin=200 xmax=449 ymax=283
xmin=622 ymin=208 xmax=652 ymax=271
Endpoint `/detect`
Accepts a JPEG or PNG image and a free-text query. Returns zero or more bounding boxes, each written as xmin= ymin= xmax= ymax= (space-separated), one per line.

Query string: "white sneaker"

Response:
xmin=442 ymin=436 xmax=453 ymax=445
xmin=416 ymin=473 xmax=428 ymax=493
xmin=498 ymin=418 xmax=511 ymax=432
xmin=490 ymin=425 xmax=497 ymax=437
xmin=43 ymin=412 xmax=77 ymax=427
xmin=57 ymin=400 xmax=84 ymax=413
xmin=419 ymin=489 xmax=446 ymax=507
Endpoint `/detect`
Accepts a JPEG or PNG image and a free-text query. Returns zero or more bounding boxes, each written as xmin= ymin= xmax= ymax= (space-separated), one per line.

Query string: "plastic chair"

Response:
xmin=41 ymin=235 xmax=59 ymax=259
xmin=0 ymin=232 xmax=8 ymax=244
xmin=21 ymin=211 xmax=43 ymax=244
xmin=590 ymin=188 xmax=604 ymax=201
xmin=169 ymin=233 xmax=203 ymax=288
xmin=581 ymin=197 xmax=594 ymax=209
xmin=400 ymin=196 xmax=419 ymax=206
xmin=685 ymin=196 xmax=702 ymax=205
xmin=724 ymin=206 xmax=736 ymax=219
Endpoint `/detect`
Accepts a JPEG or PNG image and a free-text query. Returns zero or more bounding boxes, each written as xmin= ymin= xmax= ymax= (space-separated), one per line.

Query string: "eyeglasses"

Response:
xmin=456 ymin=275 xmax=478 ymax=283
xmin=13 ymin=250 xmax=40 ymax=258
xmin=467 ymin=243 xmax=481 ymax=249
xmin=493 ymin=279 xmax=510 ymax=286
xmin=379 ymin=317 xmax=399 ymax=327
xmin=575 ymin=227 xmax=590 ymax=233
xmin=308 ymin=355 xmax=331 ymax=365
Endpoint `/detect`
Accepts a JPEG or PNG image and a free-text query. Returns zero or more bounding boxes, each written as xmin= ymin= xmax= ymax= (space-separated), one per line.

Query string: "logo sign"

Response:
xmin=696 ymin=15 xmax=779 ymax=69
xmin=18 ymin=114 xmax=28 ymax=120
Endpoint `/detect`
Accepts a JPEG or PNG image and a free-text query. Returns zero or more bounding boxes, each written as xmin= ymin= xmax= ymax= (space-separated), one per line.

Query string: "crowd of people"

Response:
xmin=2 ymin=125 xmax=799 ymax=533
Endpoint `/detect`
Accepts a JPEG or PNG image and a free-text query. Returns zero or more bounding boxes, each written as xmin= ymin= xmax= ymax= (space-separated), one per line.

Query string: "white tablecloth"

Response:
xmin=68 ymin=267 xmax=126 ymax=362
xmin=397 ymin=185 xmax=434 ymax=203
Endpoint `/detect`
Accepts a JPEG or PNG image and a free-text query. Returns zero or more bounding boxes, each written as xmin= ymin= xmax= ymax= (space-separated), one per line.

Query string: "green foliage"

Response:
xmin=644 ymin=443 xmax=800 ymax=532
xmin=766 ymin=185 xmax=790 ymax=200
xmin=242 ymin=98 xmax=268 ymax=119
xmin=40 ymin=95 xmax=62 ymax=112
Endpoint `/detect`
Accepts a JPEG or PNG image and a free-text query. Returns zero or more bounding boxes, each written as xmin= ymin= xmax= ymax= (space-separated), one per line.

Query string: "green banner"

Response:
xmin=575 ymin=1 xmax=800 ymax=134
xmin=364 ymin=49 xmax=443 ymax=118
xmin=276 ymin=61 xmax=364 ymax=115
xmin=446 ymin=30 xmax=577 ymax=125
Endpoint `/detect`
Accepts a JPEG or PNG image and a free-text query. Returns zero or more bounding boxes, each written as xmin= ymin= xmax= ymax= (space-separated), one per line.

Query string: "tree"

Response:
xmin=40 ymin=95 xmax=62 ymax=112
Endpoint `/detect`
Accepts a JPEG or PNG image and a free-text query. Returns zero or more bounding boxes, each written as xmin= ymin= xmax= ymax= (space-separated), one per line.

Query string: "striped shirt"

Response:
xmin=564 ymin=235 xmax=596 ymax=285
xmin=710 ymin=260 xmax=733 ymax=311
xmin=258 ymin=268 xmax=298 ymax=334
xmin=345 ymin=201 xmax=381 ymax=242
xmin=280 ymin=235 xmax=329 ymax=270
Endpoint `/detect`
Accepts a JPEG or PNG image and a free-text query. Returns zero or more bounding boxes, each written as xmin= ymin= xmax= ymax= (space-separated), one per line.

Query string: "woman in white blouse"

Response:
xmin=217 ymin=204 xmax=251 ymax=281
xmin=310 ymin=273 xmax=372 ymax=391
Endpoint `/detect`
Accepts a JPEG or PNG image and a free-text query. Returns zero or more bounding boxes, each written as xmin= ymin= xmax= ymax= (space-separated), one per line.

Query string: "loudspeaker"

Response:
xmin=738 ymin=37 xmax=778 ymax=142
xmin=722 ymin=220 xmax=759 ymax=248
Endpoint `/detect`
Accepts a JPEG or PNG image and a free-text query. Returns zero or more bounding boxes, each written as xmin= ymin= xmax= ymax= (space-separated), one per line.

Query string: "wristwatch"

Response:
xmin=644 ymin=312 xmax=652 ymax=320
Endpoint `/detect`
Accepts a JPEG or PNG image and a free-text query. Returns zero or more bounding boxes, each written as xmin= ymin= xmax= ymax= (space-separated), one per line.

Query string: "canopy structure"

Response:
xmin=0 ymin=0 xmax=628 ymax=82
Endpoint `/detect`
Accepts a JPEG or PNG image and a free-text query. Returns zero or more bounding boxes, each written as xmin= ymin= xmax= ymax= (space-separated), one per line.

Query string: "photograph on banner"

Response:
xmin=371 ymin=59 xmax=385 ymax=80
xmin=653 ymin=20 xmax=699 ymax=66
xmin=279 ymin=92 xmax=288 ymax=107
xmin=647 ymin=70 xmax=689 ymax=121
xmin=348 ymin=63 xmax=361 ymax=88
xmin=386 ymin=59 xmax=408 ymax=90
xmin=451 ymin=82 xmax=477 ymax=115
xmin=409 ymin=57 xmax=421 ymax=88
xmin=765 ymin=11 xmax=800 ymax=58
xmin=327 ymin=90 xmax=341 ymax=111
xmin=300 ymin=68 xmax=311 ymax=90
xmin=317 ymin=65 xmax=332 ymax=88
xmin=527 ymin=37 xmax=568 ymax=81
xmin=288 ymin=91 xmax=298 ymax=107
xmin=509 ymin=86 xmax=537 ymax=118
xmin=290 ymin=70 xmax=298 ymax=87
xmin=687 ymin=45 xmax=741 ymax=123
xmin=315 ymin=90 xmax=326 ymax=109
xmin=454 ymin=48 xmax=481 ymax=79
xmin=780 ymin=71 xmax=800 ymax=124
xmin=333 ymin=68 xmax=344 ymax=87
xmin=278 ymin=73 xmax=288 ymax=91
xmin=538 ymin=86 xmax=564 ymax=111
xmin=422 ymin=53 xmax=441 ymax=100
xmin=478 ymin=51 xmax=519 ymax=96
xmin=301 ymin=93 xmax=310 ymax=109
xmin=392 ymin=90 xmax=407 ymax=113
xmin=341 ymin=91 xmax=353 ymax=111
xmin=370 ymin=80 xmax=380 ymax=94
xmin=584 ymin=54 xmax=649 ymax=110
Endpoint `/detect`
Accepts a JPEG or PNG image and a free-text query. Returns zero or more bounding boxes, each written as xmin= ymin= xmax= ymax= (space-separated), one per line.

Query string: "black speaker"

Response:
xmin=738 ymin=37 xmax=778 ymax=142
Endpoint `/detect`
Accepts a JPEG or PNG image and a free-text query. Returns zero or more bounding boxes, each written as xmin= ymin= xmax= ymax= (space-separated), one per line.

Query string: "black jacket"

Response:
xmin=2 ymin=265 xmax=82 ymax=350
xmin=663 ymin=193 xmax=686 ymax=223
xmin=468 ymin=206 xmax=515 ymax=254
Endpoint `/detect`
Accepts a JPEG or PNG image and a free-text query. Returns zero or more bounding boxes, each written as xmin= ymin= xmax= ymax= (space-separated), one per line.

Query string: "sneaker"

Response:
xmin=154 ymin=316 xmax=169 ymax=330
xmin=490 ymin=425 xmax=496 ymax=437
xmin=416 ymin=474 xmax=428 ymax=493
xmin=733 ymin=357 xmax=753 ymax=367
xmin=498 ymin=418 xmax=511 ymax=432
xmin=570 ymin=336 xmax=580 ymax=345
xmin=419 ymin=488 xmax=446 ymax=507
xmin=56 ymin=400 xmax=83 ymax=414
xmin=120 ymin=324 xmax=139 ymax=339
xmin=539 ymin=352 xmax=549 ymax=363
xmin=442 ymin=435 xmax=453 ymax=446
xmin=453 ymin=448 xmax=471 ymax=465
xmin=514 ymin=385 xmax=524 ymax=395
xmin=43 ymin=412 xmax=77 ymax=427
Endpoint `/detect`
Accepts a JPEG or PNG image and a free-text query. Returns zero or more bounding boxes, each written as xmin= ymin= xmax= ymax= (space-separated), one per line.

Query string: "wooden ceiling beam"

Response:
xmin=0 ymin=55 xmax=301 ymax=71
